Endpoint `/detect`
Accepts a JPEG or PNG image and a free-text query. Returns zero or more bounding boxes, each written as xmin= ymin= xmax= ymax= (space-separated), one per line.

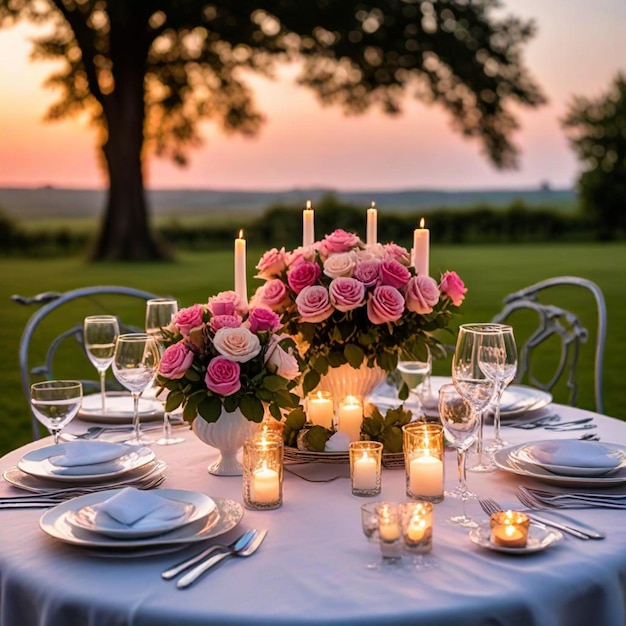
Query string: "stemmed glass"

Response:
xmin=478 ymin=324 xmax=518 ymax=451
xmin=397 ymin=348 xmax=432 ymax=418
xmin=145 ymin=297 xmax=184 ymax=446
xmin=30 ymin=380 xmax=83 ymax=444
xmin=438 ymin=383 xmax=479 ymax=527
xmin=112 ymin=333 xmax=160 ymax=445
xmin=451 ymin=323 xmax=498 ymax=473
xmin=83 ymin=315 xmax=120 ymax=415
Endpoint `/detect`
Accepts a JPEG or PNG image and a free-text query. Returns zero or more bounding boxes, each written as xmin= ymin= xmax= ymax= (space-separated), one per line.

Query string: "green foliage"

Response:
xmin=361 ymin=406 xmax=413 ymax=453
xmin=562 ymin=72 xmax=626 ymax=238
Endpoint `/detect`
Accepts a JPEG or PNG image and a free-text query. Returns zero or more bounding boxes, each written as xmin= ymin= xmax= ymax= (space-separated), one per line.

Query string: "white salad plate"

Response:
xmin=78 ymin=392 xmax=163 ymax=424
xmin=40 ymin=496 xmax=243 ymax=550
xmin=469 ymin=522 xmax=563 ymax=554
xmin=17 ymin=443 xmax=156 ymax=483
xmin=66 ymin=488 xmax=217 ymax=539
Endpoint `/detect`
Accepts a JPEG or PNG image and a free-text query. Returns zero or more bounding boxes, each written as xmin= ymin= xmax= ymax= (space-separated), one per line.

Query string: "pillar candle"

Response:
xmin=352 ymin=452 xmax=377 ymax=490
xmin=412 ymin=217 xmax=430 ymax=277
xmin=303 ymin=200 xmax=315 ymax=247
xmin=366 ymin=201 xmax=377 ymax=246
xmin=307 ymin=391 xmax=334 ymax=428
xmin=409 ymin=453 xmax=443 ymax=497
xmin=234 ymin=229 xmax=247 ymax=306
xmin=338 ymin=395 xmax=363 ymax=442
xmin=251 ymin=462 xmax=280 ymax=504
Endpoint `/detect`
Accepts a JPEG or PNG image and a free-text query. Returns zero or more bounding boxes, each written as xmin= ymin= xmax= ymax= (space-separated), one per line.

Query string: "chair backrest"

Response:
xmin=491 ymin=276 xmax=606 ymax=414
xmin=13 ymin=286 xmax=162 ymax=439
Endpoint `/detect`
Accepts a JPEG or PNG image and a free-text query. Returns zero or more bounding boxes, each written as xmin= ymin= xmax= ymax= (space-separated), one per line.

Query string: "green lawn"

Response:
xmin=1 ymin=242 xmax=624 ymax=456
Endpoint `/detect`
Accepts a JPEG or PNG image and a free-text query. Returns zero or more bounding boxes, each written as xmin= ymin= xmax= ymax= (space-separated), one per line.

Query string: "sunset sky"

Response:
xmin=0 ymin=0 xmax=624 ymax=191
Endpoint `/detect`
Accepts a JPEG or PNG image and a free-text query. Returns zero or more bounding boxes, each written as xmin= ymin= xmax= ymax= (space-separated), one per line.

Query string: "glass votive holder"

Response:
xmin=489 ymin=510 xmax=530 ymax=548
xmin=360 ymin=501 xmax=382 ymax=543
xmin=402 ymin=423 xmax=444 ymax=503
xmin=400 ymin=501 xmax=434 ymax=554
xmin=306 ymin=390 xmax=334 ymax=428
xmin=242 ymin=432 xmax=283 ymax=510
xmin=376 ymin=502 xmax=403 ymax=560
xmin=338 ymin=395 xmax=364 ymax=442
xmin=349 ymin=441 xmax=383 ymax=497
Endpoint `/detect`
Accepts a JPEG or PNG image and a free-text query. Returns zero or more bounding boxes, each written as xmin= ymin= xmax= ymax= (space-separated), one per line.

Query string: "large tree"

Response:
xmin=562 ymin=72 xmax=626 ymax=239
xmin=0 ymin=0 xmax=545 ymax=261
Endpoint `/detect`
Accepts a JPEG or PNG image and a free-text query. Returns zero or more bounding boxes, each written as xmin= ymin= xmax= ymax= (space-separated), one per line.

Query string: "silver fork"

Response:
xmin=478 ymin=496 xmax=600 ymax=540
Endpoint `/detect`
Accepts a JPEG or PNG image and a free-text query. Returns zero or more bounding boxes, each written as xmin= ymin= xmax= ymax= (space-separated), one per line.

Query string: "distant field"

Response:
xmin=1 ymin=242 xmax=623 ymax=457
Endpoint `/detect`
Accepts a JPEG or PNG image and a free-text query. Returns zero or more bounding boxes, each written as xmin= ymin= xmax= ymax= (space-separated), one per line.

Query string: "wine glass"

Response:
xmin=397 ymin=348 xmax=432 ymax=418
xmin=112 ymin=333 xmax=160 ymax=445
xmin=451 ymin=323 xmax=498 ymax=472
xmin=478 ymin=324 xmax=518 ymax=451
xmin=30 ymin=380 xmax=83 ymax=444
xmin=83 ymin=315 xmax=120 ymax=415
xmin=145 ymin=297 xmax=184 ymax=446
xmin=438 ymin=383 xmax=479 ymax=527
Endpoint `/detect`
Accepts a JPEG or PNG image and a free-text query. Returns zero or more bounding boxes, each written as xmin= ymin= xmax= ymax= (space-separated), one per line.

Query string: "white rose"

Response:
xmin=213 ymin=327 xmax=261 ymax=363
xmin=264 ymin=336 xmax=300 ymax=380
xmin=357 ymin=244 xmax=385 ymax=261
xmin=323 ymin=251 xmax=357 ymax=279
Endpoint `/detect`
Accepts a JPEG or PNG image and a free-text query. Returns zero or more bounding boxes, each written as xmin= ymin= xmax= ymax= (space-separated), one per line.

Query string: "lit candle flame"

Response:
xmin=420 ymin=217 xmax=425 ymax=229
xmin=238 ymin=229 xmax=244 ymax=239
xmin=306 ymin=199 xmax=312 ymax=210
xmin=370 ymin=201 xmax=376 ymax=208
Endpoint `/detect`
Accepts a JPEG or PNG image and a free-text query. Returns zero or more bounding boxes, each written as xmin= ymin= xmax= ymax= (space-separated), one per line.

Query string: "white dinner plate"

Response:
xmin=17 ymin=443 xmax=156 ymax=483
xmin=40 ymin=496 xmax=243 ymax=550
xmin=3 ymin=460 xmax=166 ymax=493
xmin=66 ymin=488 xmax=217 ymax=539
xmin=494 ymin=444 xmax=626 ymax=488
xmin=78 ymin=392 xmax=163 ymax=424
xmin=469 ymin=522 xmax=563 ymax=554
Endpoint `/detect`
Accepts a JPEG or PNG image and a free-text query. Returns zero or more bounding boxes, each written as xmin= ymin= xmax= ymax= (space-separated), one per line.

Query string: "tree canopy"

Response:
xmin=562 ymin=72 xmax=626 ymax=238
xmin=0 ymin=0 xmax=546 ymax=260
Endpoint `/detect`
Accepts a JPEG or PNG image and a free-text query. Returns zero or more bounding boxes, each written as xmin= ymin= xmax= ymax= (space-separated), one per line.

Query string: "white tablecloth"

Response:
xmin=1 ymin=404 xmax=625 ymax=626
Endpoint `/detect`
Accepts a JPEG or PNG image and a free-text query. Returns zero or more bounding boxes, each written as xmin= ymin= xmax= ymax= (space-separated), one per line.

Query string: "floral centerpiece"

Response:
xmin=156 ymin=290 xmax=303 ymax=424
xmin=251 ymin=228 xmax=467 ymax=398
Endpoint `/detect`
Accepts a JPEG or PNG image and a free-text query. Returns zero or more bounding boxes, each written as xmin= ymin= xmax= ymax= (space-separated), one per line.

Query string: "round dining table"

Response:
xmin=1 ymin=403 xmax=625 ymax=626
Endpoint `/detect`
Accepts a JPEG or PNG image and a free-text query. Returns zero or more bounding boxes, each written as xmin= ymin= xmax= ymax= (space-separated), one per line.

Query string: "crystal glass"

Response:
xmin=145 ymin=297 xmax=183 ymax=445
xmin=397 ymin=347 xmax=432 ymax=418
xmin=112 ymin=333 xmax=160 ymax=445
xmin=83 ymin=315 xmax=119 ymax=414
xmin=349 ymin=441 xmax=383 ymax=497
xmin=30 ymin=380 xmax=83 ymax=444
xmin=402 ymin=423 xmax=444 ymax=502
xmin=243 ymin=432 xmax=283 ymax=510
xmin=451 ymin=323 xmax=498 ymax=472
xmin=478 ymin=324 xmax=518 ymax=451
xmin=438 ymin=383 xmax=479 ymax=527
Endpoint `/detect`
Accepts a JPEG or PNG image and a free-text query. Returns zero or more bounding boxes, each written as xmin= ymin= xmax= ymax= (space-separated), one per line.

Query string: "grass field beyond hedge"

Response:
xmin=1 ymin=242 xmax=624 ymax=456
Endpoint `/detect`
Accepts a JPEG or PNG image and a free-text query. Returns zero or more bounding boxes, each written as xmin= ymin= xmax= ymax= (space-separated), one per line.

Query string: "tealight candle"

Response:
xmin=243 ymin=433 xmax=283 ymax=510
xmin=338 ymin=395 xmax=363 ymax=442
xmin=307 ymin=391 xmax=334 ymax=428
xmin=376 ymin=502 xmax=403 ymax=560
xmin=412 ymin=217 xmax=429 ymax=277
xmin=366 ymin=201 xmax=377 ymax=246
xmin=402 ymin=423 xmax=444 ymax=502
xmin=400 ymin=501 xmax=434 ymax=553
xmin=234 ymin=229 xmax=248 ymax=306
xmin=490 ymin=511 xmax=530 ymax=548
xmin=251 ymin=462 xmax=280 ymax=504
xmin=349 ymin=441 xmax=383 ymax=496
xmin=302 ymin=200 xmax=315 ymax=247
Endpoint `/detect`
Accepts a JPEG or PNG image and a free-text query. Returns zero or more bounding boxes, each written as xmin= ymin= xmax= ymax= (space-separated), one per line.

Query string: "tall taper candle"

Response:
xmin=303 ymin=200 xmax=315 ymax=247
xmin=235 ymin=229 xmax=248 ymax=305
xmin=366 ymin=201 xmax=377 ymax=246
xmin=412 ymin=217 xmax=430 ymax=277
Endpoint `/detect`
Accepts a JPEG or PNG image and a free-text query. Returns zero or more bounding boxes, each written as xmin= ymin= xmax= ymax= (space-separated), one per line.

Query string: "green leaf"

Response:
xmin=197 ymin=395 xmax=222 ymax=423
xmin=377 ymin=350 xmax=398 ymax=372
xmin=327 ymin=351 xmax=346 ymax=367
xmin=239 ymin=395 xmax=265 ymax=423
xmin=302 ymin=369 xmax=320 ymax=395
xmin=269 ymin=402 xmax=283 ymax=421
xmin=164 ymin=390 xmax=184 ymax=412
xmin=263 ymin=375 xmax=288 ymax=391
xmin=398 ymin=382 xmax=409 ymax=401
xmin=223 ymin=395 xmax=238 ymax=412
xmin=381 ymin=427 xmax=403 ymax=453
xmin=305 ymin=426 xmax=332 ymax=452
xmin=344 ymin=343 xmax=365 ymax=369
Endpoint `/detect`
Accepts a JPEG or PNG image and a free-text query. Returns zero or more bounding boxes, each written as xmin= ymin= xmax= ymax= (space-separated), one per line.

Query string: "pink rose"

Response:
xmin=159 ymin=342 xmax=194 ymax=379
xmin=440 ymin=271 xmax=467 ymax=306
xmin=406 ymin=276 xmax=440 ymax=314
xmin=319 ymin=229 xmax=361 ymax=255
xmin=287 ymin=261 xmax=321 ymax=294
xmin=357 ymin=245 xmax=384 ymax=261
xmin=213 ymin=326 xmax=262 ymax=363
xmin=210 ymin=314 xmax=242 ymax=333
xmin=204 ymin=356 xmax=241 ymax=396
xmin=247 ymin=307 xmax=282 ymax=333
xmin=353 ymin=260 xmax=381 ymax=288
xmin=323 ymin=251 xmax=357 ymax=279
xmin=264 ymin=336 xmax=300 ymax=380
xmin=296 ymin=285 xmax=334 ymax=323
xmin=383 ymin=243 xmax=412 ymax=266
xmin=367 ymin=285 xmax=405 ymax=324
xmin=207 ymin=290 xmax=247 ymax=316
xmin=255 ymin=247 xmax=288 ymax=280
xmin=253 ymin=279 xmax=291 ymax=312
xmin=286 ymin=245 xmax=317 ymax=267
xmin=174 ymin=304 xmax=205 ymax=336
xmin=329 ymin=277 xmax=365 ymax=312
xmin=379 ymin=259 xmax=411 ymax=288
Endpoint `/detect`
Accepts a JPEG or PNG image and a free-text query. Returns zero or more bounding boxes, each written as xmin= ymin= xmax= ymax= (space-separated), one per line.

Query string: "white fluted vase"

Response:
xmin=192 ymin=409 xmax=260 ymax=476
xmin=316 ymin=362 xmax=387 ymax=400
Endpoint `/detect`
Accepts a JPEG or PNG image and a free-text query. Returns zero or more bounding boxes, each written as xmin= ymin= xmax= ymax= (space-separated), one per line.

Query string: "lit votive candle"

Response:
xmin=400 ymin=501 xmax=434 ymax=553
xmin=307 ymin=391 xmax=334 ymax=428
xmin=402 ymin=423 xmax=444 ymax=503
xmin=350 ymin=441 xmax=383 ymax=496
xmin=243 ymin=433 xmax=283 ymax=510
xmin=490 ymin=511 xmax=530 ymax=548
xmin=251 ymin=462 xmax=280 ymax=504
xmin=409 ymin=454 xmax=444 ymax=498
xmin=338 ymin=395 xmax=363 ymax=442
xmin=377 ymin=502 xmax=403 ymax=559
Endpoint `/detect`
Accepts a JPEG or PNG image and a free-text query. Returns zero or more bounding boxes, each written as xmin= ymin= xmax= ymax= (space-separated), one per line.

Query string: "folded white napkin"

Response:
xmin=527 ymin=440 xmax=622 ymax=469
xmin=92 ymin=487 xmax=189 ymax=529
xmin=48 ymin=441 xmax=131 ymax=476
